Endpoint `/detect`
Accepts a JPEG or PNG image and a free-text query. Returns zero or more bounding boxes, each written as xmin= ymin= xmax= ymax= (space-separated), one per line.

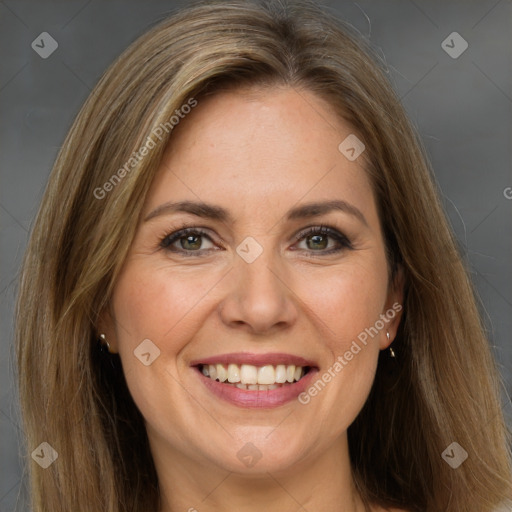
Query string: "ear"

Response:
xmin=96 ymin=305 xmax=119 ymax=353
xmin=380 ymin=265 xmax=405 ymax=350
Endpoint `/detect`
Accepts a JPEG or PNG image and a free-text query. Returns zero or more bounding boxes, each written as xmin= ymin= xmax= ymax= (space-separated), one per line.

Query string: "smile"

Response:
xmin=200 ymin=363 xmax=310 ymax=390
xmin=191 ymin=353 xmax=318 ymax=408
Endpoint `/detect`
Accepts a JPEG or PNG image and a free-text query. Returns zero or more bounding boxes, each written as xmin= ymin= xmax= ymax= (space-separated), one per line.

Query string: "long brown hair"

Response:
xmin=15 ymin=1 xmax=512 ymax=510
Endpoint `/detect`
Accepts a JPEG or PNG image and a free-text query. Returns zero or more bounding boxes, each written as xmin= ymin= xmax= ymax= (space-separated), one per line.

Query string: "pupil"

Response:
xmin=182 ymin=234 xmax=201 ymax=250
xmin=308 ymin=234 xmax=327 ymax=250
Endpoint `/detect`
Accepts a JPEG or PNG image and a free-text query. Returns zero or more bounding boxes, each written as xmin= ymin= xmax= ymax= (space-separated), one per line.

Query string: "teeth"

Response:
xmin=275 ymin=364 xmax=287 ymax=383
xmin=257 ymin=365 xmax=275 ymax=385
xmin=227 ymin=363 xmax=240 ymax=383
xmin=216 ymin=364 xmax=227 ymax=382
xmin=201 ymin=363 xmax=307 ymax=386
xmin=240 ymin=364 xmax=258 ymax=385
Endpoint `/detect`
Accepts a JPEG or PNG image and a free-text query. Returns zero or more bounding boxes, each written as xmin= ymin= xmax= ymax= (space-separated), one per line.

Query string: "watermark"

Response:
xmin=134 ymin=338 xmax=161 ymax=366
xmin=31 ymin=32 xmax=58 ymax=59
xmin=298 ymin=302 xmax=402 ymax=405
xmin=236 ymin=442 xmax=263 ymax=468
xmin=441 ymin=441 xmax=468 ymax=469
xmin=93 ymin=97 xmax=198 ymax=200
xmin=236 ymin=236 xmax=264 ymax=263
xmin=504 ymin=187 xmax=512 ymax=200
xmin=338 ymin=134 xmax=365 ymax=161
xmin=31 ymin=441 xmax=58 ymax=469
xmin=441 ymin=32 xmax=468 ymax=59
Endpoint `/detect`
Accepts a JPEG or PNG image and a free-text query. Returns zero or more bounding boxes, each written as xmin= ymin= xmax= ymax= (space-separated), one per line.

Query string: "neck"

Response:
xmin=153 ymin=433 xmax=367 ymax=512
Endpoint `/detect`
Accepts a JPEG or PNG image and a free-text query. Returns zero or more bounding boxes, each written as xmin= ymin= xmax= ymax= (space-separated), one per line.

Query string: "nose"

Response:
xmin=218 ymin=248 xmax=299 ymax=335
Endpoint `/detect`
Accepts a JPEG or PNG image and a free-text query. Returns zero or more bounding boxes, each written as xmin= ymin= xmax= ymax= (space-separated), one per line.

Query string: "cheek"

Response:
xmin=293 ymin=260 xmax=387 ymax=424
xmin=299 ymin=259 xmax=389 ymax=348
xmin=111 ymin=260 xmax=222 ymax=350
xmin=109 ymin=261 xmax=225 ymax=438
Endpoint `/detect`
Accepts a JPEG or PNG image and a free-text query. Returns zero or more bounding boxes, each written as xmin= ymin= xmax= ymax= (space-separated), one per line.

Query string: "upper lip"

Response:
xmin=190 ymin=352 xmax=317 ymax=367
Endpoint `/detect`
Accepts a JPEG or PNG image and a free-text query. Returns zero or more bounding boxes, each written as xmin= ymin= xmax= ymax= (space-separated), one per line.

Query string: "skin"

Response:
xmin=101 ymin=86 xmax=404 ymax=512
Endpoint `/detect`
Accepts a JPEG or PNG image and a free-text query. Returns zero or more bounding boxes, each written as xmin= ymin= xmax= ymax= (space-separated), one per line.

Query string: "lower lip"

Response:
xmin=195 ymin=367 xmax=318 ymax=408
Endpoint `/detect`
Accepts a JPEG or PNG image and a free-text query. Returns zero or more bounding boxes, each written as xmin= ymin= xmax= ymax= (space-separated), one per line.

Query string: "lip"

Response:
xmin=189 ymin=352 xmax=317 ymax=367
xmin=190 ymin=352 xmax=319 ymax=409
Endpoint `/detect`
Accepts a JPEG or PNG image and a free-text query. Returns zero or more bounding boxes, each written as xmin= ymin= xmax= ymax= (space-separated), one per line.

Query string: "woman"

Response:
xmin=15 ymin=1 xmax=512 ymax=511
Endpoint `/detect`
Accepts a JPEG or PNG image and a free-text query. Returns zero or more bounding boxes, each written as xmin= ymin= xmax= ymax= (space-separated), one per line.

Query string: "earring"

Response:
xmin=99 ymin=333 xmax=112 ymax=354
xmin=387 ymin=331 xmax=396 ymax=358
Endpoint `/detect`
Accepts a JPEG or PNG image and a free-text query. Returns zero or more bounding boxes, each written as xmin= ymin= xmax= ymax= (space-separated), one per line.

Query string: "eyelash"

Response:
xmin=159 ymin=223 xmax=353 ymax=257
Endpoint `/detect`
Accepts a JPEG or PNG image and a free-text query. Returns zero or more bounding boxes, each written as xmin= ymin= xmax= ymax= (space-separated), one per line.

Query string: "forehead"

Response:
xmin=144 ymin=86 xmax=377 ymax=227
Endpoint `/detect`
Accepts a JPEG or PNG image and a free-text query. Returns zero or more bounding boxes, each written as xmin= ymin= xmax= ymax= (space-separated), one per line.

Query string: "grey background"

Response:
xmin=1 ymin=0 xmax=511 ymax=510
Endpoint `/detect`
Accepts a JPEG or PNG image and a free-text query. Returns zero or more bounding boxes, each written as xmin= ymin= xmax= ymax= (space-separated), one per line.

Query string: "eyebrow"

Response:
xmin=144 ymin=199 xmax=367 ymax=226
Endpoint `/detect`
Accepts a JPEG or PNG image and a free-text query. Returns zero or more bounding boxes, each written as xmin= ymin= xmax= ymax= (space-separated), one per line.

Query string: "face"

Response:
xmin=104 ymin=86 xmax=402 ymax=476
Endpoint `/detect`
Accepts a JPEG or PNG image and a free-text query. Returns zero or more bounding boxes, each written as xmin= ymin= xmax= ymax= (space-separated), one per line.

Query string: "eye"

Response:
xmin=158 ymin=224 xmax=352 ymax=257
xmin=160 ymin=227 xmax=217 ymax=254
xmin=293 ymin=225 xmax=352 ymax=254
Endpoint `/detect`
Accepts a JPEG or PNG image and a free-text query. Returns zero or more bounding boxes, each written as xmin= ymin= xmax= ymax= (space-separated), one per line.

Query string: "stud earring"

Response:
xmin=387 ymin=330 xmax=396 ymax=358
xmin=99 ymin=333 xmax=112 ymax=354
